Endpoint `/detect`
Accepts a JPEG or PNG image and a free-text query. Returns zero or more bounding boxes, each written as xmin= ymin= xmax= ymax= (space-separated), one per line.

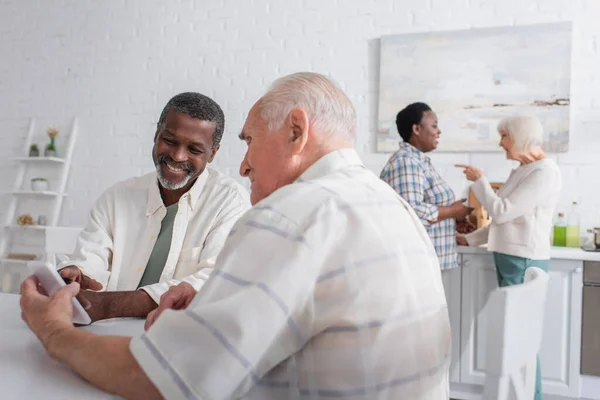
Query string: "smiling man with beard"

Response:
xmin=55 ymin=92 xmax=250 ymax=323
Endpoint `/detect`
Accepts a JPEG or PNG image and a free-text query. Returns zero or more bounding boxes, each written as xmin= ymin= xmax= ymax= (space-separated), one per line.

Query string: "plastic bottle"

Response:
xmin=553 ymin=212 xmax=567 ymax=247
xmin=566 ymin=202 xmax=580 ymax=248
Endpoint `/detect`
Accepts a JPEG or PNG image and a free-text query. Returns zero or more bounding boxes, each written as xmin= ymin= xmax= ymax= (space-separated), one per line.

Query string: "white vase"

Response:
xmin=31 ymin=179 xmax=49 ymax=191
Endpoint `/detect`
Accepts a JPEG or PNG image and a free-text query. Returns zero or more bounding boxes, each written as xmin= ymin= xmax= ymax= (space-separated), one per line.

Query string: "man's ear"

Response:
xmin=208 ymin=144 xmax=220 ymax=163
xmin=288 ymin=108 xmax=309 ymax=154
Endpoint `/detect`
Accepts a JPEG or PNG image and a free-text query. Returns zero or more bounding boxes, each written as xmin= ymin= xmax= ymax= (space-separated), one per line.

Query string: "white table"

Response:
xmin=0 ymin=293 xmax=144 ymax=399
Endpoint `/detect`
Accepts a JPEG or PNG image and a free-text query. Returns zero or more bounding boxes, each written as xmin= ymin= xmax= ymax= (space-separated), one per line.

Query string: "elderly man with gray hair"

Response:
xmin=456 ymin=114 xmax=562 ymax=400
xmin=20 ymin=72 xmax=451 ymax=399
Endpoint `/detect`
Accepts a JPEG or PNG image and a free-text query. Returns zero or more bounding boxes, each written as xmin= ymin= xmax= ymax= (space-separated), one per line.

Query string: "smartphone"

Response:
xmin=27 ymin=261 xmax=92 ymax=325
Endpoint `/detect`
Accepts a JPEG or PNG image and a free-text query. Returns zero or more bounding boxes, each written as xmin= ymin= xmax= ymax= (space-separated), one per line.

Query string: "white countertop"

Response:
xmin=457 ymin=245 xmax=600 ymax=262
xmin=0 ymin=293 xmax=144 ymax=399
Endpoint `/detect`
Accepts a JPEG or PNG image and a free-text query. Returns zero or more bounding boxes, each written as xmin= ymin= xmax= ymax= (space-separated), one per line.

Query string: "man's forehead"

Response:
xmin=242 ymin=106 xmax=265 ymax=133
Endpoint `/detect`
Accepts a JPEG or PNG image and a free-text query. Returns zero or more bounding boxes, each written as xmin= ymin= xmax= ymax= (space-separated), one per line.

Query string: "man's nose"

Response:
xmin=239 ymin=153 xmax=251 ymax=177
xmin=171 ymin=146 xmax=188 ymax=162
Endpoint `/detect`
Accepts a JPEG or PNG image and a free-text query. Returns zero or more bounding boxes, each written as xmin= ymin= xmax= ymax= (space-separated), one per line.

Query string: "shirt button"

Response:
xmin=150 ymin=234 xmax=156 ymax=240
xmin=136 ymin=267 xmax=142 ymax=272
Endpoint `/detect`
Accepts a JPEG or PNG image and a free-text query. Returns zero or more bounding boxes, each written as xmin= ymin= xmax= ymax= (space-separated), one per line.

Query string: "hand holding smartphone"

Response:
xmin=27 ymin=261 xmax=92 ymax=325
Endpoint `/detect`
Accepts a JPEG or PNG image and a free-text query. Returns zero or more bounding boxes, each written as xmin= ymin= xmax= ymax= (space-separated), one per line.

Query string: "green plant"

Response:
xmin=30 ymin=144 xmax=39 ymax=151
xmin=31 ymin=177 xmax=48 ymax=182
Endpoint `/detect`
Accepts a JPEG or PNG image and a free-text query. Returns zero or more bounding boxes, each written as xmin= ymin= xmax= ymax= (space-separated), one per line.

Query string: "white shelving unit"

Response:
xmin=0 ymin=118 xmax=78 ymax=292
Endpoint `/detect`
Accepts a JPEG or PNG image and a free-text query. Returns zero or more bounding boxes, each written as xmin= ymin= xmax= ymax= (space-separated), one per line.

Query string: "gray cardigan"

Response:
xmin=465 ymin=158 xmax=562 ymax=259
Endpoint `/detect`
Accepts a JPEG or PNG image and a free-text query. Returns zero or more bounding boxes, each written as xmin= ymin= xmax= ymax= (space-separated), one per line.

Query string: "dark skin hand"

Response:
xmin=60 ymin=266 xmax=158 ymax=323
xmin=59 ymin=265 xmax=103 ymax=291
xmin=433 ymin=198 xmax=474 ymax=223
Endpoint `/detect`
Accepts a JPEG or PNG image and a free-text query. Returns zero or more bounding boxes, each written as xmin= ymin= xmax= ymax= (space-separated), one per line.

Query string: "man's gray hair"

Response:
xmin=257 ymin=72 xmax=357 ymax=142
xmin=158 ymin=92 xmax=225 ymax=148
xmin=497 ymin=114 xmax=544 ymax=152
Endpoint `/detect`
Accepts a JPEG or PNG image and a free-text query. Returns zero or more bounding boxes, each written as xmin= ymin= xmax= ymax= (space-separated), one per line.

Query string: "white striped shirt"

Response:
xmin=131 ymin=149 xmax=451 ymax=400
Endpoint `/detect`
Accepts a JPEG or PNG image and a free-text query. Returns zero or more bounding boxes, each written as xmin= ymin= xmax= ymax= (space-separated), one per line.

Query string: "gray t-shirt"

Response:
xmin=137 ymin=203 xmax=178 ymax=288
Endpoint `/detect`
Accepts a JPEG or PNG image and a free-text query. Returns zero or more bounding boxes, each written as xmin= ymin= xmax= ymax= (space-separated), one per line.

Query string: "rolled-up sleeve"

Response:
xmin=381 ymin=157 xmax=439 ymax=226
xmin=57 ymin=192 xmax=114 ymax=288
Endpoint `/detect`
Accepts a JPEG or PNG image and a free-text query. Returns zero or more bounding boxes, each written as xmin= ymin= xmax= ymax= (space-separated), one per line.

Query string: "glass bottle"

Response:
xmin=566 ymin=202 xmax=580 ymax=248
xmin=553 ymin=212 xmax=567 ymax=247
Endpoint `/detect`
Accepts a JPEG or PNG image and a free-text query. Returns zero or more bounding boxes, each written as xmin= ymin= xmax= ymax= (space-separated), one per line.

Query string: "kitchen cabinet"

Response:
xmin=453 ymin=252 xmax=583 ymax=399
xmin=441 ymin=262 xmax=462 ymax=385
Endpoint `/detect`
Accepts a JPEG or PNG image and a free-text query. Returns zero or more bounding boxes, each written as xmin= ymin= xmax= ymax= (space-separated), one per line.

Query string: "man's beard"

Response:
xmin=155 ymin=155 xmax=195 ymax=190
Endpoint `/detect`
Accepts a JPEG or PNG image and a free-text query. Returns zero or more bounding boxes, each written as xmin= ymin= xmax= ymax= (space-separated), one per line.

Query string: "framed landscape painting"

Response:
xmin=377 ymin=22 xmax=572 ymax=153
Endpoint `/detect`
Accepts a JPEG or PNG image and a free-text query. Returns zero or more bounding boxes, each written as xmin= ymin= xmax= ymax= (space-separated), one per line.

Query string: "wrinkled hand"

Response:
xmin=20 ymin=276 xmax=79 ymax=350
xmin=59 ymin=266 xmax=103 ymax=291
xmin=455 ymin=164 xmax=484 ymax=182
xmin=145 ymin=282 xmax=197 ymax=331
xmin=456 ymin=233 xmax=469 ymax=246
xmin=450 ymin=198 xmax=474 ymax=220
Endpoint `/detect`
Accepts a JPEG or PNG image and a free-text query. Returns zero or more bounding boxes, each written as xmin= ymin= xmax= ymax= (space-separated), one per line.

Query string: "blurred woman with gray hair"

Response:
xmin=456 ymin=114 xmax=562 ymax=400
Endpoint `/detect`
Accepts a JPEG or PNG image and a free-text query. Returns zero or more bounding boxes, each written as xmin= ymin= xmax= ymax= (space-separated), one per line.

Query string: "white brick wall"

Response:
xmin=1 ymin=0 xmax=599 ymax=236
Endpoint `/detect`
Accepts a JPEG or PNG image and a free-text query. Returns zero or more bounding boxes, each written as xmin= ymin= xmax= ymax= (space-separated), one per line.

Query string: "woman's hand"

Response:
xmin=455 ymin=164 xmax=484 ymax=182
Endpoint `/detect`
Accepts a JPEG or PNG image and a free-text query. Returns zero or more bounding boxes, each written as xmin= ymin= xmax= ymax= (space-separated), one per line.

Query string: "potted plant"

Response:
xmin=45 ymin=127 xmax=58 ymax=157
xmin=29 ymin=144 xmax=39 ymax=157
xmin=31 ymin=177 xmax=49 ymax=192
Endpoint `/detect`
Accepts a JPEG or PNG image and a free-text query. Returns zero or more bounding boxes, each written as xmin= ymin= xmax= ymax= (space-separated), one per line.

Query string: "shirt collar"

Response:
xmin=146 ymin=169 xmax=209 ymax=216
xmin=399 ymin=141 xmax=429 ymax=162
xmin=297 ymin=148 xmax=364 ymax=183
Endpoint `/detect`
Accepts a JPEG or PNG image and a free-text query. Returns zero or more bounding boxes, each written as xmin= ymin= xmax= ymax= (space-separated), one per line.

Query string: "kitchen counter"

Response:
xmin=457 ymin=245 xmax=600 ymax=262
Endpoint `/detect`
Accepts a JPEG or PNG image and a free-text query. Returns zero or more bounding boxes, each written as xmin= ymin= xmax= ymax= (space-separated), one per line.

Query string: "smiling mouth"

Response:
xmin=164 ymin=162 xmax=187 ymax=173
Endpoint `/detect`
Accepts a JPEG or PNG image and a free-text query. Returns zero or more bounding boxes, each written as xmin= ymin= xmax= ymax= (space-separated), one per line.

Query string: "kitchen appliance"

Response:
xmin=581 ymin=261 xmax=600 ymax=376
xmin=467 ymin=182 xmax=504 ymax=229
xmin=588 ymin=228 xmax=600 ymax=249
xmin=582 ymin=246 xmax=600 ymax=252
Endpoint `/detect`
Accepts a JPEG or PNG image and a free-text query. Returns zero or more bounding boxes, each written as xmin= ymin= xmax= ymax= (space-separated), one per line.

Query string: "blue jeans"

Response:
xmin=492 ymin=252 xmax=548 ymax=400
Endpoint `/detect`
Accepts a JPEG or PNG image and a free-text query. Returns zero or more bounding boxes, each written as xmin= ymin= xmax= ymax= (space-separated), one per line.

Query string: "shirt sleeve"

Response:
xmin=57 ymin=191 xmax=114 ymax=288
xmin=381 ymin=157 xmax=439 ymax=226
xmin=464 ymin=224 xmax=490 ymax=247
xmin=471 ymin=167 xmax=561 ymax=225
xmin=140 ymin=192 xmax=251 ymax=304
xmin=130 ymin=207 xmax=323 ymax=400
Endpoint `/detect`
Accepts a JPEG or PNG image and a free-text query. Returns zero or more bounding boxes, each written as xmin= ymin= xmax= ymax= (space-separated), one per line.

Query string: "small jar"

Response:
xmin=37 ymin=215 xmax=47 ymax=226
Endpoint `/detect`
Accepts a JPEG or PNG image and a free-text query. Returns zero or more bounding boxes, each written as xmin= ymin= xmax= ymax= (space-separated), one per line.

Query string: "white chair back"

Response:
xmin=44 ymin=227 xmax=82 ymax=267
xmin=483 ymin=266 xmax=549 ymax=400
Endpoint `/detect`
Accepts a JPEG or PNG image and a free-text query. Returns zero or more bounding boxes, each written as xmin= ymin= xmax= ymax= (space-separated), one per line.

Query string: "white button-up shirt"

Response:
xmin=131 ymin=149 xmax=451 ymax=399
xmin=59 ymin=167 xmax=250 ymax=303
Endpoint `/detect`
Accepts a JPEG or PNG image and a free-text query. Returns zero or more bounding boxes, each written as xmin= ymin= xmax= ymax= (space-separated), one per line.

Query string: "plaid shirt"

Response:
xmin=380 ymin=142 xmax=458 ymax=270
xmin=131 ymin=149 xmax=451 ymax=399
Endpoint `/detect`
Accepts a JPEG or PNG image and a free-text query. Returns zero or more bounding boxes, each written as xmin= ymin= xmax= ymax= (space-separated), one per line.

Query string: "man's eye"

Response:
xmin=189 ymin=148 xmax=202 ymax=155
xmin=164 ymin=138 xmax=176 ymax=145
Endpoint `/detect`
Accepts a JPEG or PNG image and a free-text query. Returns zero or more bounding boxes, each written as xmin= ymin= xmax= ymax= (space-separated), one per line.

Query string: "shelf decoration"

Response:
xmin=31 ymin=177 xmax=49 ymax=191
xmin=45 ymin=127 xmax=58 ymax=157
xmin=29 ymin=144 xmax=39 ymax=157
xmin=17 ymin=214 xmax=35 ymax=226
